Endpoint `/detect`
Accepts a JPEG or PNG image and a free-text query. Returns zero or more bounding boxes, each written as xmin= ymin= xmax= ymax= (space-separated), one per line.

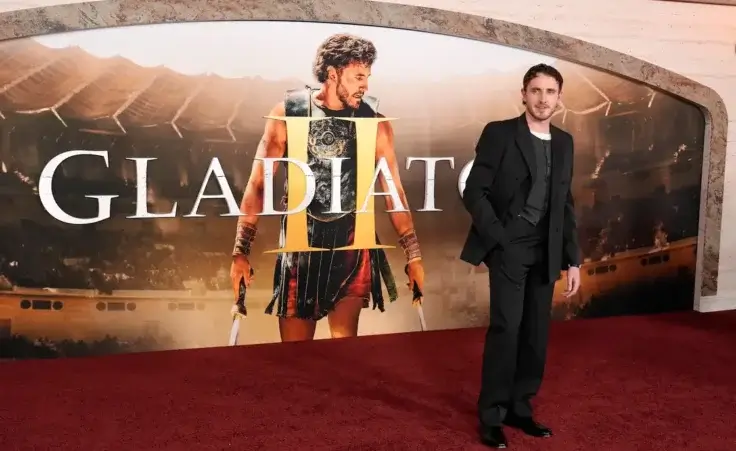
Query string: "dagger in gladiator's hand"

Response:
xmin=405 ymin=264 xmax=427 ymax=332
xmin=228 ymin=268 xmax=253 ymax=346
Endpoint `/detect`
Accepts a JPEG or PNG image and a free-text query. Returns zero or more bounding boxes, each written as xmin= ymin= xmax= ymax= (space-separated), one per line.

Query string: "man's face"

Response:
xmin=521 ymin=74 xmax=561 ymax=122
xmin=333 ymin=62 xmax=370 ymax=109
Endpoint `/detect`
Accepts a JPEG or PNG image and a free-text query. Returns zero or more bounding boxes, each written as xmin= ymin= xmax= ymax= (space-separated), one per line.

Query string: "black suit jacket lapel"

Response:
xmin=515 ymin=113 xmax=536 ymax=183
xmin=550 ymin=126 xmax=568 ymax=199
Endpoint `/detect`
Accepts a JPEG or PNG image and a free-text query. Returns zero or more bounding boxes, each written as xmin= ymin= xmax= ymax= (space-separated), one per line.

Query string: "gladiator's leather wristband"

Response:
xmin=232 ymin=222 xmax=257 ymax=257
xmin=399 ymin=229 xmax=422 ymax=263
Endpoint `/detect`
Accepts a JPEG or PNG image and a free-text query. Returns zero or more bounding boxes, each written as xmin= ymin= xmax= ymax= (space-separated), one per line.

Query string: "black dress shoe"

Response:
xmin=479 ymin=425 xmax=508 ymax=448
xmin=502 ymin=414 xmax=552 ymax=437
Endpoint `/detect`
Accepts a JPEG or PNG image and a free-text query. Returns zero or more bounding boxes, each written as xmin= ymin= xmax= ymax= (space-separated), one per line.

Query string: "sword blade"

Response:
xmin=416 ymin=304 xmax=427 ymax=331
xmin=228 ymin=317 xmax=240 ymax=346
xmin=228 ymin=273 xmax=251 ymax=346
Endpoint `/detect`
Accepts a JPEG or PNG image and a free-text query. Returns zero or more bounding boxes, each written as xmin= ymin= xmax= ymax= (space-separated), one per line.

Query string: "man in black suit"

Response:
xmin=460 ymin=64 xmax=582 ymax=448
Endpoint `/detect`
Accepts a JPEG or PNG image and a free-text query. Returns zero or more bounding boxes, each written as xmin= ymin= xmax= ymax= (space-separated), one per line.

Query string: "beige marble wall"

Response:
xmin=0 ymin=0 xmax=733 ymax=310
xmin=0 ymin=0 xmax=88 ymax=12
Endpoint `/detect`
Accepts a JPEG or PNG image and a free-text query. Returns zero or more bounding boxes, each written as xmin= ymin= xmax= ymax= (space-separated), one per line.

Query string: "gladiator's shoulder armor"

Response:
xmin=284 ymin=88 xmax=311 ymax=117
xmin=358 ymin=95 xmax=380 ymax=118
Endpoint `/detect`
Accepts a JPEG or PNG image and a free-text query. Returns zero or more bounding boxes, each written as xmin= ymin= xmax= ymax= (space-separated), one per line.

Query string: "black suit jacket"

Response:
xmin=459 ymin=113 xmax=581 ymax=281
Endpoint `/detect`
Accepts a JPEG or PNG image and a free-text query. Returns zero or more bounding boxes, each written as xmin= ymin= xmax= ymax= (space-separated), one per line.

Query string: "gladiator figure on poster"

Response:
xmin=229 ymin=33 xmax=426 ymax=342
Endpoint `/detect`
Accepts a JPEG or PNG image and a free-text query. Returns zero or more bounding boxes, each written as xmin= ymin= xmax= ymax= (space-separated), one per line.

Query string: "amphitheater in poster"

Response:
xmin=0 ymin=21 xmax=704 ymax=358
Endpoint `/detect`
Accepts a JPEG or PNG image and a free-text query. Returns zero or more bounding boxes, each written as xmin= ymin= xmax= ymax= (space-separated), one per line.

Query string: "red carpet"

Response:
xmin=1 ymin=310 xmax=735 ymax=450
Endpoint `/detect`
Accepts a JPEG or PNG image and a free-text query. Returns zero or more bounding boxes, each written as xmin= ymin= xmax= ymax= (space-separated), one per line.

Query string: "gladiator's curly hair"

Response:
xmin=312 ymin=34 xmax=377 ymax=83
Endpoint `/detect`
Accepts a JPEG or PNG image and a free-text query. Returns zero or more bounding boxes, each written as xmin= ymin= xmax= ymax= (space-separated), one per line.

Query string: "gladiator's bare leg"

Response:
xmin=278 ymin=318 xmax=317 ymax=342
xmin=327 ymin=296 xmax=365 ymax=338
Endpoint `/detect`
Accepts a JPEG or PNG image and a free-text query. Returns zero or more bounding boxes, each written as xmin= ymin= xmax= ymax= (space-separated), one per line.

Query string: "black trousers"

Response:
xmin=478 ymin=214 xmax=555 ymax=427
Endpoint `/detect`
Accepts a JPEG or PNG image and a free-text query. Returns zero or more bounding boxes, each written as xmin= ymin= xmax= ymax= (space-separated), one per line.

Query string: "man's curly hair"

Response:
xmin=312 ymin=34 xmax=377 ymax=83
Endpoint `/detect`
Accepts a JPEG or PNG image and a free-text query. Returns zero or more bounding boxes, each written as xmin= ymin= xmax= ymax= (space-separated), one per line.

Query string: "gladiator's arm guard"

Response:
xmin=398 ymin=229 xmax=422 ymax=263
xmin=232 ymin=222 xmax=257 ymax=257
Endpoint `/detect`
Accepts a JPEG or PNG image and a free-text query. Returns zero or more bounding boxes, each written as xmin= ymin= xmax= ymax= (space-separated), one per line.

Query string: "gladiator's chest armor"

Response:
xmin=284 ymin=88 xmax=379 ymax=221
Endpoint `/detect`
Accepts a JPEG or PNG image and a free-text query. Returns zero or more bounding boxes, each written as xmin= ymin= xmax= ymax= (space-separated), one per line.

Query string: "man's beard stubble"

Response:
xmin=337 ymin=81 xmax=362 ymax=110
xmin=526 ymin=103 xmax=554 ymax=122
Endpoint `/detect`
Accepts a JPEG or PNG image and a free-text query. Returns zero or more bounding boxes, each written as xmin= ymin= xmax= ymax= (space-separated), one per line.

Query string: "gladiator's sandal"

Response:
xmin=399 ymin=229 xmax=422 ymax=263
xmin=232 ymin=222 xmax=257 ymax=257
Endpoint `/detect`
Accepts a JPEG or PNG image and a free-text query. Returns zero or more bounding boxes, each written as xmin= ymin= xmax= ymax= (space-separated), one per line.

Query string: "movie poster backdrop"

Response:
xmin=0 ymin=21 xmax=704 ymax=359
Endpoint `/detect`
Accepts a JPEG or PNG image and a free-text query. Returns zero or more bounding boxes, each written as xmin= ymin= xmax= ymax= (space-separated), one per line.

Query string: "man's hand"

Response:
xmin=230 ymin=255 xmax=253 ymax=318
xmin=406 ymin=259 xmax=425 ymax=306
xmin=231 ymin=301 xmax=247 ymax=319
xmin=230 ymin=255 xmax=254 ymax=318
xmin=563 ymin=266 xmax=581 ymax=297
xmin=231 ymin=255 xmax=254 ymax=290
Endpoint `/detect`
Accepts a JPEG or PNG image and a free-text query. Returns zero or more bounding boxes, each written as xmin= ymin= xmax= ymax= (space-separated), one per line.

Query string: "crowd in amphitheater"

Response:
xmin=0 ymin=333 xmax=176 ymax=360
xmin=577 ymin=184 xmax=699 ymax=259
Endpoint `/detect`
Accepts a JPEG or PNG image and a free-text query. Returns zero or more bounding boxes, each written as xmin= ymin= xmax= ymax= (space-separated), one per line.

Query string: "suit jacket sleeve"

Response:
xmin=462 ymin=122 xmax=509 ymax=250
xmin=563 ymin=136 xmax=582 ymax=267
